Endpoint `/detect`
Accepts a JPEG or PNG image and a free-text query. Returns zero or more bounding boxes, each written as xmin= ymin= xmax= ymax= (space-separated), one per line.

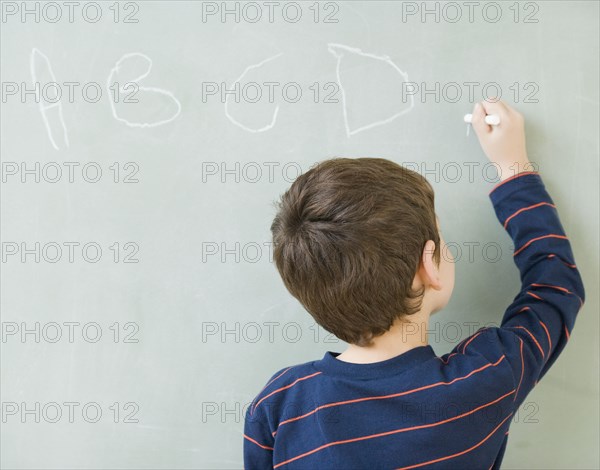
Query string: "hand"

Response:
xmin=471 ymin=99 xmax=531 ymax=181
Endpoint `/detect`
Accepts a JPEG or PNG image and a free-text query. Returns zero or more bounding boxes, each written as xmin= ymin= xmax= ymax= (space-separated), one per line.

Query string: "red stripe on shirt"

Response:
xmin=531 ymin=283 xmax=584 ymax=307
xmin=461 ymin=329 xmax=486 ymax=353
xmin=503 ymin=202 xmax=555 ymax=229
xmin=266 ymin=367 xmax=292 ymax=388
xmin=539 ymin=321 xmax=552 ymax=353
xmin=513 ymin=234 xmax=568 ymax=257
xmin=489 ymin=171 xmax=538 ymax=195
xmin=252 ymin=371 xmax=322 ymax=414
xmin=514 ymin=338 xmax=524 ymax=403
xmin=251 ymin=367 xmax=293 ymax=415
xmin=395 ymin=412 xmax=514 ymax=470
xmin=244 ymin=434 xmax=274 ymax=451
xmin=547 ymin=253 xmax=577 ymax=268
xmin=273 ymin=356 xmax=506 ymax=436
xmin=526 ymin=291 xmax=543 ymax=300
xmin=436 ymin=353 xmax=458 ymax=365
xmin=532 ymin=282 xmax=570 ymax=294
xmin=436 ymin=328 xmax=490 ymax=365
xmin=273 ymin=389 xmax=515 ymax=468
xmin=509 ymin=326 xmax=545 ymax=359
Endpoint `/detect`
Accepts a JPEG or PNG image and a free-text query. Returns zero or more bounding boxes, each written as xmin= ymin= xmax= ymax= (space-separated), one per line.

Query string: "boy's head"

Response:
xmin=270 ymin=158 xmax=454 ymax=347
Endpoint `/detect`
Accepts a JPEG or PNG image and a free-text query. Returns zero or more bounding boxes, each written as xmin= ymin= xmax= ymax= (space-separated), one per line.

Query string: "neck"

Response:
xmin=336 ymin=310 xmax=431 ymax=364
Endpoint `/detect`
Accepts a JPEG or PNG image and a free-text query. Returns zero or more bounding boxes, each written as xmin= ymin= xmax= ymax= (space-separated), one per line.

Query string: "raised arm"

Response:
xmin=467 ymin=100 xmax=585 ymax=407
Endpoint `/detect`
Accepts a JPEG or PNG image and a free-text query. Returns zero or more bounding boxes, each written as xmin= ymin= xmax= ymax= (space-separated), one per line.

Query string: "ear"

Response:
xmin=420 ymin=240 xmax=442 ymax=290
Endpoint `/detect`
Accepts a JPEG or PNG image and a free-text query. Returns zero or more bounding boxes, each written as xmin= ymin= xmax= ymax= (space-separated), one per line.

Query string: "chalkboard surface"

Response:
xmin=1 ymin=1 xmax=598 ymax=468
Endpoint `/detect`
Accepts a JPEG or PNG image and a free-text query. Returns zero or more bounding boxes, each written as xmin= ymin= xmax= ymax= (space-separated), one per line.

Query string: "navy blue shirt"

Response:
xmin=244 ymin=172 xmax=585 ymax=469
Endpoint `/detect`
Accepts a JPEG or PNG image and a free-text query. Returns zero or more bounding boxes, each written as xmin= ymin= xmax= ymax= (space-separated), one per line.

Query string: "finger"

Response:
xmin=480 ymin=98 xmax=510 ymax=123
xmin=471 ymin=101 xmax=491 ymax=136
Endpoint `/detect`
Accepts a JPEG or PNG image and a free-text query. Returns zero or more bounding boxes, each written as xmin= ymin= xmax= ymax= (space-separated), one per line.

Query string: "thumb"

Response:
xmin=471 ymin=101 xmax=490 ymax=138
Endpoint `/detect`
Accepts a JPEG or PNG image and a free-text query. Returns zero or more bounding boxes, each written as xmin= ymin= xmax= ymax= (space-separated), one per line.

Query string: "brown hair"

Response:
xmin=270 ymin=157 xmax=440 ymax=347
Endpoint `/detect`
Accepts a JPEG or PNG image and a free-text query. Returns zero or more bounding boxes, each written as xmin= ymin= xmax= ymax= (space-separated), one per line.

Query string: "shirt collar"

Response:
xmin=314 ymin=345 xmax=436 ymax=380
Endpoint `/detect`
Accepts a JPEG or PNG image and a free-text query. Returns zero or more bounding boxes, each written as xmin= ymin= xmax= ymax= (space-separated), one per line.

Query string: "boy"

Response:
xmin=243 ymin=100 xmax=585 ymax=469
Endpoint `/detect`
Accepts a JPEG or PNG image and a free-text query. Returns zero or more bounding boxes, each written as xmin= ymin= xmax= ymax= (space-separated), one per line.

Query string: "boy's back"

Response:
xmin=244 ymin=101 xmax=585 ymax=469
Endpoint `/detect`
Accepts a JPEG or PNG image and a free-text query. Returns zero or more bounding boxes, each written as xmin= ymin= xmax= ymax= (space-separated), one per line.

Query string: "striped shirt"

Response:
xmin=243 ymin=172 xmax=585 ymax=469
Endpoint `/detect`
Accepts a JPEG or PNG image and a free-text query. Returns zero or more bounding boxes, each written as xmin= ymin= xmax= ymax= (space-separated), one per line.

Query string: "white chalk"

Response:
xmin=464 ymin=113 xmax=500 ymax=125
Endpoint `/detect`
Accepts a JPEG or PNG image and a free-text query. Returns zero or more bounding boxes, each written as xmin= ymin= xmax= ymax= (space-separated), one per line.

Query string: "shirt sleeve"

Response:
xmin=243 ymin=382 xmax=276 ymax=470
xmin=445 ymin=171 xmax=585 ymax=410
